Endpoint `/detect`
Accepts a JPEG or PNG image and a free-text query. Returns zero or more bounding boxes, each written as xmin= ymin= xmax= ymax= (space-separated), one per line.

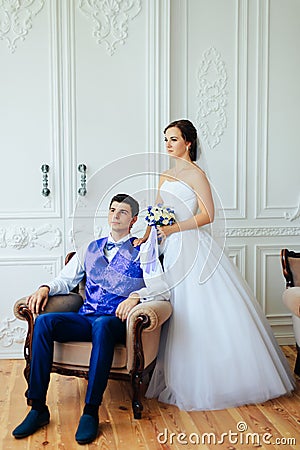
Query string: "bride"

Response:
xmin=135 ymin=119 xmax=295 ymax=411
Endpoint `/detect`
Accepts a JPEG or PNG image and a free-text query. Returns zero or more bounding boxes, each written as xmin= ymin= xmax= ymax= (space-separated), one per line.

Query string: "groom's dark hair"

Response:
xmin=109 ymin=194 xmax=139 ymax=217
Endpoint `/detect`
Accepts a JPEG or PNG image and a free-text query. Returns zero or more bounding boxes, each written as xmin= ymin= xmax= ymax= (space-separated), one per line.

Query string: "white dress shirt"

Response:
xmin=45 ymin=233 xmax=170 ymax=303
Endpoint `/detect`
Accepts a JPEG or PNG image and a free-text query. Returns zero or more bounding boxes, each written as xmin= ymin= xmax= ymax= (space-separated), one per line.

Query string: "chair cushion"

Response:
xmin=292 ymin=315 xmax=300 ymax=346
xmin=289 ymin=257 xmax=300 ymax=286
xmin=283 ymin=287 xmax=300 ymax=317
xmin=43 ymin=293 xmax=83 ymax=313
xmin=282 ymin=287 xmax=300 ymax=346
xmin=53 ymin=341 xmax=127 ymax=369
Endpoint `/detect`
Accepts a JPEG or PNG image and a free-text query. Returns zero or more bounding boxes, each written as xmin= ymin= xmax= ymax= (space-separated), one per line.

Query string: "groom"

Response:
xmin=12 ymin=193 xmax=169 ymax=445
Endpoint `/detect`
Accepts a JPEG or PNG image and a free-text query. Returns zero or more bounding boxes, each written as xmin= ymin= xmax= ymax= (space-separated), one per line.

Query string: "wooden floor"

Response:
xmin=0 ymin=346 xmax=299 ymax=450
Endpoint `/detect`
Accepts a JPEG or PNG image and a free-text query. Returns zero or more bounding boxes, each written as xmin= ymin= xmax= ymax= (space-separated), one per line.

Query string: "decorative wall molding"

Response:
xmin=194 ymin=1 xmax=247 ymax=219
xmin=284 ymin=195 xmax=300 ymax=222
xmin=76 ymin=197 xmax=88 ymax=209
xmin=253 ymin=245 xmax=299 ymax=341
xmin=254 ymin=246 xmax=284 ymax=318
xmin=255 ymin=0 xmax=299 ymax=220
xmin=0 ymin=224 xmax=62 ymax=250
xmin=78 ymin=0 xmax=142 ymax=56
xmin=226 ymin=226 xmax=300 ymax=238
xmin=196 ymin=47 xmax=228 ymax=150
xmin=0 ymin=0 xmax=45 ymax=53
xmin=43 ymin=264 xmax=54 ymax=276
xmin=43 ymin=197 xmax=52 ymax=209
xmin=232 ymin=0 xmax=247 ymax=220
xmin=0 ymin=317 xmax=26 ymax=348
xmin=146 ymin=0 xmax=170 ymax=181
xmin=0 ymin=1 xmax=62 ymax=220
xmin=226 ymin=244 xmax=246 ymax=277
xmin=255 ymin=0 xmax=273 ymax=219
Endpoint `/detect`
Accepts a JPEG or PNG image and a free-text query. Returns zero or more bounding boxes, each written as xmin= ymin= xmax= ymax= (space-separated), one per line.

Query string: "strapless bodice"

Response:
xmin=160 ymin=180 xmax=198 ymax=222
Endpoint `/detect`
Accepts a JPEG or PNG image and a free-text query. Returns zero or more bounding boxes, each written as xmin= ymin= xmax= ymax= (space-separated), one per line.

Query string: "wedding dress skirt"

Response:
xmin=146 ymin=180 xmax=295 ymax=411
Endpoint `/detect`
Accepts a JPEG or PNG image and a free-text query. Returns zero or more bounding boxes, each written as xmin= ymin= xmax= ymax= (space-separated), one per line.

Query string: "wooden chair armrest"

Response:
xmin=126 ymin=301 xmax=172 ymax=372
xmin=14 ymin=297 xmax=28 ymax=321
xmin=13 ymin=293 xmax=84 ymax=385
xmin=14 ymin=293 xmax=83 ymax=321
xmin=127 ymin=300 xmax=172 ymax=333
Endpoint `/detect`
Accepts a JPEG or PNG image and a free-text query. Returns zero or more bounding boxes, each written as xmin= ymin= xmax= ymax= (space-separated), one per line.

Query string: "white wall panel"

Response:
xmin=63 ymin=0 xmax=171 ymax=220
xmin=0 ymin=257 xmax=61 ymax=358
xmin=0 ymin=0 xmax=63 ymax=218
xmin=170 ymin=0 xmax=300 ymax=342
xmin=226 ymin=244 xmax=246 ymax=277
xmin=64 ymin=0 xmax=148 ymax=216
xmin=256 ymin=0 xmax=300 ymax=219
xmin=254 ymin=245 xmax=299 ymax=344
xmin=184 ymin=0 xmax=247 ymax=218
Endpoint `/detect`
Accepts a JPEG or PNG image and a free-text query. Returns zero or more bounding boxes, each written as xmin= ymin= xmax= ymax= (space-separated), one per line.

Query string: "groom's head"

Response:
xmin=108 ymin=194 xmax=139 ymax=234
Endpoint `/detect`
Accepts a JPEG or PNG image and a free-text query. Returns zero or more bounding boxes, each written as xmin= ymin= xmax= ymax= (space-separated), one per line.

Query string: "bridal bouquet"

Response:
xmin=145 ymin=204 xmax=176 ymax=227
xmin=142 ymin=205 xmax=176 ymax=259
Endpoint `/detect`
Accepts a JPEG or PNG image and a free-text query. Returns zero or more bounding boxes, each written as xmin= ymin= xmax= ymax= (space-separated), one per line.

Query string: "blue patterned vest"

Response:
xmin=79 ymin=237 xmax=145 ymax=315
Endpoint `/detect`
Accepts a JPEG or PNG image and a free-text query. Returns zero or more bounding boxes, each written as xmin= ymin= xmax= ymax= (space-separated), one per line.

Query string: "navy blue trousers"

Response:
xmin=28 ymin=312 xmax=126 ymax=406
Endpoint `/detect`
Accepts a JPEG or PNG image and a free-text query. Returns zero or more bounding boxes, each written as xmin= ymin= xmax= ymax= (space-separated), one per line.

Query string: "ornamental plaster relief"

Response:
xmin=0 ymin=0 xmax=45 ymax=52
xmin=284 ymin=196 xmax=300 ymax=222
xmin=226 ymin=227 xmax=300 ymax=238
xmin=0 ymin=317 xmax=26 ymax=348
xmin=197 ymin=47 xmax=228 ymax=150
xmin=78 ymin=0 xmax=142 ymax=55
xmin=0 ymin=224 xmax=62 ymax=250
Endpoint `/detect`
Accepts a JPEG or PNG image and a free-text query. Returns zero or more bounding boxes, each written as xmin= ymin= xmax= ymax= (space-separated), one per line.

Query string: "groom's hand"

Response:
xmin=27 ymin=286 xmax=50 ymax=314
xmin=115 ymin=294 xmax=140 ymax=321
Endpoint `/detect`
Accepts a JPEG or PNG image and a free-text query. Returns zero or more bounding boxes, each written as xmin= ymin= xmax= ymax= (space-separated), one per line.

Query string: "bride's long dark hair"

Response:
xmin=164 ymin=119 xmax=198 ymax=161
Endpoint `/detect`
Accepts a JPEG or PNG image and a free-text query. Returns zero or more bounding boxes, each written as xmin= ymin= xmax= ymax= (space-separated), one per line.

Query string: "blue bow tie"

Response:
xmin=105 ymin=241 xmax=123 ymax=251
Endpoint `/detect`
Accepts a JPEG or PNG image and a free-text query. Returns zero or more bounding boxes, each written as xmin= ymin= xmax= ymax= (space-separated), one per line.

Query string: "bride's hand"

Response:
xmin=157 ymin=226 xmax=171 ymax=243
xmin=157 ymin=223 xmax=178 ymax=242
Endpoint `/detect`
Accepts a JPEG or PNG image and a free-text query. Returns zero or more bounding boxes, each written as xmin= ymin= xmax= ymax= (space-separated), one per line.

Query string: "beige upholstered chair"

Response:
xmin=13 ymin=252 xmax=172 ymax=419
xmin=281 ymin=249 xmax=300 ymax=376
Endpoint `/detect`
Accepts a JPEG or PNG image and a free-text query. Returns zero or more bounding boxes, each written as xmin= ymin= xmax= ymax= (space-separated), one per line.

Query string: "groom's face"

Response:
xmin=108 ymin=201 xmax=137 ymax=235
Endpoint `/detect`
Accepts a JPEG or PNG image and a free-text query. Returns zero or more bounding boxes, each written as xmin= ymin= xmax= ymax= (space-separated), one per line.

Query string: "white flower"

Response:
xmin=145 ymin=205 xmax=176 ymax=227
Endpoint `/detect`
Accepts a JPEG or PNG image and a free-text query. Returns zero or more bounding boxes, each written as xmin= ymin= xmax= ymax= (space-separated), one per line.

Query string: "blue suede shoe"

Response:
xmin=12 ymin=408 xmax=50 ymax=439
xmin=75 ymin=414 xmax=99 ymax=445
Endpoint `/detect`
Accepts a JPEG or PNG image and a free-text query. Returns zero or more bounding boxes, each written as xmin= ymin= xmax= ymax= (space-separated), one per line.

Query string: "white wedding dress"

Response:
xmin=146 ymin=180 xmax=295 ymax=411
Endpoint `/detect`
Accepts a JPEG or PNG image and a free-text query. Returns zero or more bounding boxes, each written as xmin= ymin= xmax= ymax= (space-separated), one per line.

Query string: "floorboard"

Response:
xmin=0 ymin=346 xmax=299 ymax=449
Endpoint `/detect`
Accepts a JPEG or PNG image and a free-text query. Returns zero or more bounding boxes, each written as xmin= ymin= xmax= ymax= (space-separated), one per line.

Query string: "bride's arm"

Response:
xmin=133 ymin=174 xmax=167 ymax=246
xmin=158 ymin=171 xmax=214 ymax=238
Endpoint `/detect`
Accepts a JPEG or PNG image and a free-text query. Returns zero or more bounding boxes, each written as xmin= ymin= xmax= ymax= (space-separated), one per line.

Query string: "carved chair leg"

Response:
xmin=295 ymin=343 xmax=300 ymax=376
xmin=131 ymin=312 xmax=159 ymax=419
xmin=131 ymin=371 xmax=144 ymax=419
xmin=23 ymin=341 xmax=31 ymax=388
xmin=24 ymin=361 xmax=32 ymax=406
xmin=18 ymin=304 xmax=34 ymax=405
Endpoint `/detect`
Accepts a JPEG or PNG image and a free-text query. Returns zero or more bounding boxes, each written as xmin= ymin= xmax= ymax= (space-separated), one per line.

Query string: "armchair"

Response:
xmin=13 ymin=252 xmax=172 ymax=419
xmin=281 ymin=248 xmax=300 ymax=376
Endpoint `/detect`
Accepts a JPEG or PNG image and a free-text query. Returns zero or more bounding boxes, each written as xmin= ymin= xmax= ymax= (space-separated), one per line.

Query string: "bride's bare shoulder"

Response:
xmin=160 ymin=169 xmax=174 ymax=183
xmin=189 ymin=164 xmax=209 ymax=186
xmin=188 ymin=163 xmax=205 ymax=177
xmin=162 ymin=168 xmax=173 ymax=176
